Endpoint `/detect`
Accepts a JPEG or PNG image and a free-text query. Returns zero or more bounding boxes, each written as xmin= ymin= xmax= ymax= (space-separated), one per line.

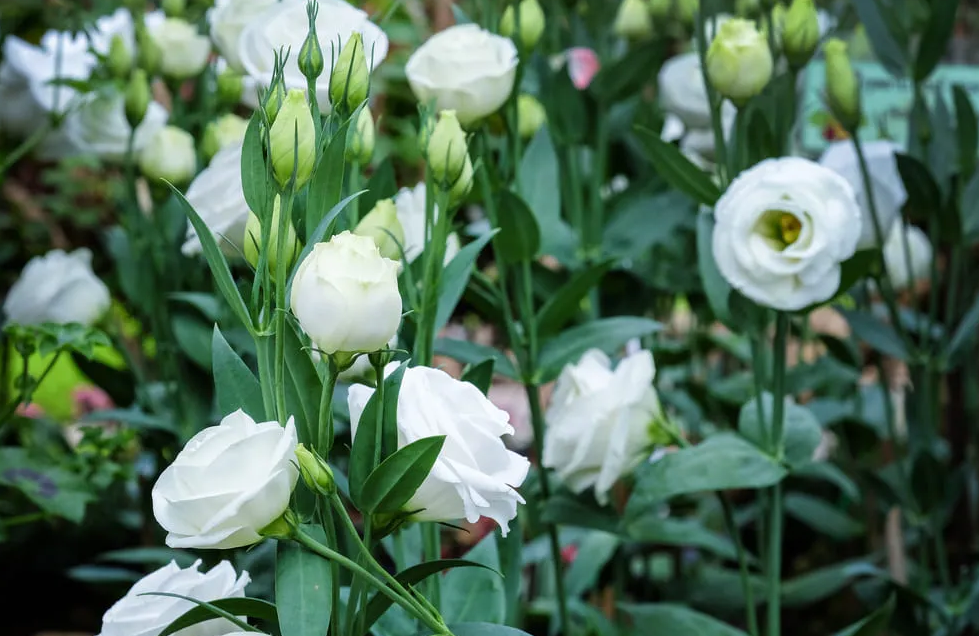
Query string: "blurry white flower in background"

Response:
xmin=393 ymin=182 xmax=461 ymax=264
xmin=64 ymin=91 xmax=169 ymax=161
xmin=150 ymin=17 xmax=212 ymax=80
xmin=882 ymin=222 xmax=933 ymax=290
xmin=209 ymin=0 xmax=277 ymax=70
xmin=3 ymin=249 xmax=111 ymax=327
xmin=182 ymin=142 xmax=251 ymax=256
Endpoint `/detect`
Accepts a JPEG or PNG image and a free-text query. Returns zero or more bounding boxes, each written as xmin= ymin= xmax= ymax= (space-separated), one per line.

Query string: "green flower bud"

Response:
xmin=217 ymin=68 xmax=244 ymax=106
xmin=269 ymin=88 xmax=317 ymax=190
xmin=124 ymin=69 xmax=151 ymax=129
xmin=648 ymin=0 xmax=672 ymax=19
xmin=162 ymin=0 xmax=186 ymax=17
xmin=107 ymin=35 xmax=132 ymax=80
xmin=705 ymin=18 xmax=773 ymax=104
xmin=824 ymin=38 xmax=861 ymax=131
xmin=345 ymin=106 xmax=375 ymax=164
xmin=329 ymin=32 xmax=369 ymax=113
xmin=516 ymin=94 xmax=546 ymax=139
xmin=426 ymin=110 xmax=468 ymax=187
xmin=263 ymin=78 xmax=287 ymax=125
xmin=354 ymin=199 xmax=405 ymax=261
xmin=449 ymin=155 xmax=474 ymax=206
xmin=417 ymin=111 xmax=436 ymax=157
xmin=295 ymin=444 xmax=336 ymax=494
xmin=499 ymin=0 xmax=546 ymax=50
xmin=138 ymin=125 xmax=197 ymax=185
xmin=614 ymin=0 xmax=653 ymax=40
xmin=299 ymin=28 xmax=325 ymax=82
xmin=202 ymin=113 xmax=249 ymax=162
xmin=245 ymin=196 xmax=301 ymax=275
xmin=260 ymin=509 xmax=297 ymax=539
xmin=675 ymin=0 xmax=699 ymax=25
xmin=782 ymin=0 xmax=820 ymax=69
xmin=136 ymin=24 xmax=162 ymax=75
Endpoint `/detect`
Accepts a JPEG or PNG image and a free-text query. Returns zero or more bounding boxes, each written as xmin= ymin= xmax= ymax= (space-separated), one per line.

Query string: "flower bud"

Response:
xmin=245 ymin=196 xmax=301 ymax=276
xmin=354 ymin=199 xmax=405 ymax=261
xmin=417 ymin=111 xmax=436 ymax=157
xmin=260 ymin=510 xmax=297 ymax=540
xmin=648 ymin=0 xmax=672 ymax=19
xmin=449 ymin=155 xmax=474 ymax=206
xmin=782 ymin=0 xmax=819 ymax=68
xmin=299 ymin=26 xmax=325 ymax=82
xmin=345 ymin=106 xmax=375 ymax=164
xmin=329 ymin=32 xmax=369 ymax=112
xmin=138 ymin=125 xmax=197 ymax=185
xmin=217 ymin=68 xmax=243 ymax=106
xmin=136 ymin=25 xmax=162 ymax=75
xmin=499 ymin=0 xmax=546 ymax=50
xmin=202 ymin=113 xmax=249 ymax=161
xmin=426 ymin=110 xmax=468 ymax=186
xmin=675 ymin=0 xmax=699 ymax=25
xmin=163 ymin=0 xmax=186 ymax=17
xmin=263 ymin=78 xmax=287 ymax=125
xmin=614 ymin=0 xmax=653 ymax=40
xmin=824 ymin=38 xmax=861 ymax=132
xmin=705 ymin=18 xmax=773 ymax=104
xmin=517 ymin=94 xmax=546 ymax=139
xmin=269 ymin=88 xmax=316 ymax=190
xmin=125 ymin=69 xmax=151 ymax=129
xmin=107 ymin=35 xmax=132 ymax=80
xmin=295 ymin=444 xmax=336 ymax=494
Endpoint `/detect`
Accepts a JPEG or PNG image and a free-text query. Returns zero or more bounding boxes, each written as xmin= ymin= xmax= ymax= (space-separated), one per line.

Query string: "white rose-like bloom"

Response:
xmin=712 ymin=157 xmax=862 ymax=311
xmin=348 ymin=365 xmax=530 ymax=534
xmin=290 ymin=232 xmax=402 ymax=355
xmin=882 ymin=223 xmax=933 ymax=290
xmin=3 ymin=249 xmax=111 ymax=327
xmin=64 ymin=91 xmax=169 ymax=161
xmin=393 ymin=183 xmax=461 ymax=263
xmin=183 ymin=143 xmax=251 ymax=256
xmin=139 ymin=126 xmax=197 ymax=184
xmin=237 ymin=0 xmax=389 ymax=108
xmin=151 ymin=17 xmax=212 ymax=80
xmin=152 ymin=410 xmax=299 ymax=549
xmin=818 ymin=140 xmax=907 ymax=249
xmin=406 ymin=24 xmax=518 ymax=127
xmin=208 ymin=0 xmax=277 ymax=71
xmin=543 ymin=349 xmax=662 ymax=505
xmin=96 ymin=560 xmax=249 ymax=636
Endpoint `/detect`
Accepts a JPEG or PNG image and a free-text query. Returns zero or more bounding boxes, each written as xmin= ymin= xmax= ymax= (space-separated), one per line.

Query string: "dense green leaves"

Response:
xmin=517 ymin=127 xmax=574 ymax=259
xmin=434 ymin=338 xmax=519 ymax=380
xmin=851 ymin=0 xmax=908 ymax=77
xmin=620 ymin=604 xmax=749 ymax=635
xmin=832 ymin=595 xmax=895 ymax=636
xmin=494 ymin=190 xmax=541 ymax=264
xmin=435 ymin=230 xmax=498 ymax=333
xmin=535 ymin=259 xmax=615 ymax=335
xmin=211 ymin=326 xmax=264 ymax=419
xmin=914 ymin=0 xmax=958 ymax=81
xmin=635 ymin=127 xmax=721 ymax=206
xmin=349 ymin=363 xmax=406 ymax=506
xmin=276 ymin=526 xmax=332 ymax=636
xmin=841 ymin=309 xmax=908 ymax=360
xmin=0 ymin=448 xmax=93 ymax=523
xmin=443 ymin=535 xmax=506 ymax=625
xmin=306 ymin=116 xmax=353 ymax=239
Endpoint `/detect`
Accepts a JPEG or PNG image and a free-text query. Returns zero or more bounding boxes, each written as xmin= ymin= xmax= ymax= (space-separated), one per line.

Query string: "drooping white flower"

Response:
xmin=882 ymin=222 xmax=933 ymax=290
xmin=3 ymin=249 xmax=111 ymax=327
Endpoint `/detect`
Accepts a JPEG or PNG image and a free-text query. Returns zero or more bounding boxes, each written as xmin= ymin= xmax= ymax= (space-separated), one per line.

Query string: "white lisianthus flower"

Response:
xmin=543 ymin=349 xmax=664 ymax=505
xmin=348 ymin=365 xmax=530 ymax=534
xmin=183 ymin=143 xmax=251 ymax=256
xmin=882 ymin=223 xmax=933 ymax=290
xmin=139 ymin=125 xmax=197 ymax=184
xmin=237 ymin=0 xmax=389 ymax=108
xmin=658 ymin=52 xmax=715 ymax=129
xmin=393 ymin=183 xmax=461 ymax=264
xmin=151 ymin=18 xmax=212 ymax=79
xmin=208 ymin=0 xmax=277 ymax=71
xmin=818 ymin=140 xmax=907 ymax=249
xmin=290 ymin=232 xmax=402 ymax=355
xmin=406 ymin=24 xmax=518 ymax=127
xmin=3 ymin=249 xmax=111 ymax=327
xmin=64 ymin=91 xmax=169 ymax=161
xmin=96 ymin=560 xmax=249 ymax=636
xmin=712 ymin=157 xmax=862 ymax=311
xmin=152 ymin=410 xmax=299 ymax=549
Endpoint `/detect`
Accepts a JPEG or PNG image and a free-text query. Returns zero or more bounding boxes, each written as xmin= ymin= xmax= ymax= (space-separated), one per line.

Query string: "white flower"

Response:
xmin=882 ymin=222 xmax=932 ymax=290
xmin=712 ymin=157 xmax=862 ymax=311
xmin=348 ymin=365 xmax=530 ymax=534
xmin=151 ymin=17 xmax=212 ymax=79
xmin=208 ymin=0 xmax=277 ymax=71
xmin=152 ymin=410 xmax=299 ymax=549
xmin=139 ymin=125 xmax=197 ymax=184
xmin=290 ymin=231 xmax=402 ymax=355
xmin=543 ymin=349 xmax=662 ymax=505
xmin=63 ymin=90 xmax=169 ymax=161
xmin=96 ymin=559 xmax=249 ymax=636
xmin=237 ymin=0 xmax=389 ymax=108
xmin=658 ymin=52 xmax=714 ymax=129
xmin=405 ymin=24 xmax=518 ymax=127
xmin=183 ymin=143 xmax=251 ymax=256
xmin=818 ymin=140 xmax=907 ymax=249
xmin=4 ymin=249 xmax=111 ymax=327
xmin=393 ymin=183 xmax=461 ymax=264
xmin=660 ymin=103 xmax=736 ymax=165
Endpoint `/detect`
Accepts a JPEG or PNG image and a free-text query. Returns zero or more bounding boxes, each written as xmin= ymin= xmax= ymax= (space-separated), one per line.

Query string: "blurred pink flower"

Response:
xmin=15 ymin=402 xmax=45 ymax=419
xmin=561 ymin=544 xmax=579 ymax=564
xmin=72 ymin=385 xmax=114 ymax=417
xmin=566 ymin=47 xmax=600 ymax=90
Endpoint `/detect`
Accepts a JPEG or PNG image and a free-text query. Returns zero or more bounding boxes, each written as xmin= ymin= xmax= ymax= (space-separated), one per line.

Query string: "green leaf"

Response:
xmin=350 ymin=363 xmax=407 ymax=506
xmin=168 ymin=184 xmax=254 ymax=335
xmin=542 ymin=61 xmax=587 ymax=145
xmin=832 ymin=595 xmax=895 ymax=636
xmin=517 ymin=127 xmax=567 ymax=257
xmin=625 ymin=515 xmax=745 ymax=562
xmin=360 ymin=157 xmax=397 ymax=213
xmin=537 ymin=317 xmax=662 ymax=383
xmin=697 ymin=209 xmax=734 ymax=326
xmin=212 ymin=326 xmax=265 ymax=419
xmin=435 ymin=230 xmax=498 ymax=333
xmin=240 ymin=112 xmax=269 ymax=215
xmin=147 ymin=593 xmax=260 ymax=634
xmin=360 ymin=436 xmax=445 ymax=513
xmin=172 ymin=313 xmax=213 ymax=369
xmin=494 ymin=190 xmax=541 ymax=264
xmin=306 ymin=117 xmax=352 ymax=240
xmin=565 ymin=531 xmax=620 ymax=597
xmin=841 ymin=310 xmax=908 ymax=360
xmin=159 ymin=597 xmax=276 ymax=636
xmin=461 ymin=359 xmax=495 ymax=395
xmin=835 ymin=250 xmax=877 ymax=299
xmin=783 ymin=493 xmax=864 ymax=540
xmin=895 ymin=154 xmax=940 ymax=217
xmin=945 ymin=290 xmax=979 ymax=364
xmin=793 ymin=462 xmax=860 ymax=500
xmin=635 ymin=127 xmax=721 ymax=206
xmin=434 ymin=339 xmax=518 ymax=380
xmin=535 ymin=260 xmax=615 ymax=336
xmin=443 ymin=535 xmax=506 ymax=625
xmin=851 ymin=0 xmax=908 ymax=77
xmin=629 ymin=433 xmax=787 ymax=506
xmin=954 ymin=85 xmax=978 ymax=179
xmin=914 ymin=0 xmax=958 ymax=81
xmin=542 ymin=497 xmax=620 ymax=534
xmin=0 ymin=448 xmax=93 ymax=523
xmin=276 ymin=525 xmax=332 ymax=636
xmin=589 ymin=40 xmax=664 ymax=103
xmin=782 ymin=561 xmax=877 ymax=607
xmin=737 ymin=393 xmax=823 ymax=464
xmin=619 ymin=603 xmax=749 ymax=635
xmin=602 ymin=191 xmax=695 ymax=259
xmin=283 ymin=323 xmax=322 ymax=445
xmin=446 ymin=625 xmax=533 ymax=636
xmin=960 ymin=171 xmax=979 ymax=245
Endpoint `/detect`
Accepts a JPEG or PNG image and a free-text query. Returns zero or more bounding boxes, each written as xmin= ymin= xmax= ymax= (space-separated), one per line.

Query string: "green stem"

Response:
xmin=317 ymin=355 xmax=339 ymax=455
xmin=565 ymin=146 xmax=586 ymax=255
xmin=766 ymin=313 xmax=789 ymax=636
xmin=274 ymin=191 xmax=296 ymax=424
xmin=722 ymin=493 xmax=759 ymax=636
xmin=322 ymin=506 xmax=342 ymax=636
xmin=422 ymin=524 xmax=442 ymax=609
xmin=256 ymin=336 xmax=276 ymax=421
xmin=588 ymin=104 xmax=609 ymax=259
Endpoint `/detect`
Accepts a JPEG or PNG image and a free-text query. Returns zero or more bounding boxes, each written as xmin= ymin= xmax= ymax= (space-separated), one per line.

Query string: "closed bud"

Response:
xmin=136 ymin=25 xmax=162 ymax=75
xmin=162 ymin=0 xmax=186 ymax=17
xmin=245 ymin=196 xmax=301 ymax=275
xmin=295 ymin=444 xmax=336 ymax=494
xmin=614 ymin=0 xmax=653 ymax=40
xmin=345 ymin=107 xmax=375 ymax=164
xmin=124 ymin=69 xmax=151 ymax=129
xmin=675 ymin=0 xmax=699 ymax=25
xmin=217 ymin=68 xmax=243 ymax=106
xmin=417 ymin=111 xmax=436 ymax=157
xmin=648 ymin=0 xmax=672 ymax=19
xmin=138 ymin=125 xmax=197 ymax=185
xmin=107 ymin=35 xmax=132 ymax=80
xmin=269 ymin=89 xmax=316 ymax=189
xmin=517 ymin=94 xmax=546 ymax=139
xmin=259 ymin=509 xmax=297 ymax=540
xmin=705 ymin=18 xmax=773 ymax=104
xmin=202 ymin=113 xmax=249 ymax=161
xmin=782 ymin=0 xmax=820 ymax=69
xmin=263 ymin=78 xmax=287 ymax=125
xmin=426 ymin=110 xmax=468 ymax=186
xmin=449 ymin=155 xmax=474 ymax=206
xmin=354 ymin=199 xmax=405 ymax=261
xmin=824 ymin=38 xmax=861 ymax=131
xmin=299 ymin=29 xmax=325 ymax=82
xmin=499 ymin=0 xmax=546 ymax=50
xmin=329 ymin=32 xmax=369 ymax=112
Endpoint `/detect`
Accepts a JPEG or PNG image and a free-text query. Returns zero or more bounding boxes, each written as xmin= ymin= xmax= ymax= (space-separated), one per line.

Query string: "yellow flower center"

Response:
xmin=755 ymin=209 xmax=803 ymax=251
xmin=779 ymin=212 xmax=802 ymax=245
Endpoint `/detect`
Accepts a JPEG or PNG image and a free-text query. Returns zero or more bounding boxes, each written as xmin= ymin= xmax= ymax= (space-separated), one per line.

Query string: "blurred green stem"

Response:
xmin=273 ymin=189 xmax=296 ymax=424
xmin=765 ymin=313 xmax=789 ymax=636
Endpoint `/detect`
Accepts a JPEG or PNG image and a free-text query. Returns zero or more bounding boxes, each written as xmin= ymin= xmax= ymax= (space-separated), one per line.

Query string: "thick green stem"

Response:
xmin=317 ymin=356 xmax=339 ymax=456
xmin=273 ymin=191 xmax=296 ymax=424
xmin=766 ymin=313 xmax=789 ymax=636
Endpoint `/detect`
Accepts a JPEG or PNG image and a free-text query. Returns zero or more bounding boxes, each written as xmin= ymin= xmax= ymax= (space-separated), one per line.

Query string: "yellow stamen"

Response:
xmin=779 ymin=213 xmax=801 ymax=245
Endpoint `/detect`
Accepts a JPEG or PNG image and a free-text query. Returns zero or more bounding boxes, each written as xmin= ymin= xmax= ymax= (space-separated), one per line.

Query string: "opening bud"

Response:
xmin=705 ymin=18 xmax=773 ymax=105
xmin=426 ymin=110 xmax=469 ymax=187
xmin=354 ymin=199 xmax=405 ymax=261
xmin=345 ymin=106 xmax=375 ymax=164
xmin=295 ymin=444 xmax=336 ymax=495
xmin=499 ymin=0 xmax=546 ymax=50
xmin=329 ymin=32 xmax=369 ymax=113
xmin=245 ymin=195 xmax=302 ymax=275
xmin=269 ymin=88 xmax=317 ymax=190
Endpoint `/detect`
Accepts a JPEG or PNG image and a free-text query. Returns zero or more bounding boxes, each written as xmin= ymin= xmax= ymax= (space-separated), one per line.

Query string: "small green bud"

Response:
xmin=354 ymin=199 xmax=405 ymax=261
xmin=269 ymin=89 xmax=317 ymax=190
xmin=107 ymin=35 xmax=132 ymax=80
xmin=499 ymin=0 xmax=546 ymax=50
xmin=260 ymin=509 xmax=297 ymax=539
xmin=614 ymin=0 xmax=653 ymax=40
xmin=705 ymin=18 xmax=773 ymax=105
xmin=245 ymin=196 xmax=302 ymax=275
xmin=138 ymin=125 xmax=197 ymax=185
xmin=136 ymin=25 xmax=162 ymax=75
xmin=426 ymin=110 xmax=468 ymax=187
xmin=202 ymin=113 xmax=249 ymax=162
xmin=295 ymin=444 xmax=336 ymax=494
xmin=217 ymin=68 xmax=244 ymax=106
xmin=516 ymin=94 xmax=546 ymax=139
xmin=162 ymin=0 xmax=186 ymax=17
xmin=124 ymin=69 xmax=151 ymax=129
xmin=329 ymin=32 xmax=369 ymax=113
xmin=782 ymin=0 xmax=820 ymax=69
xmin=824 ymin=38 xmax=861 ymax=132
xmin=345 ymin=107 xmax=375 ymax=164
xmin=263 ymin=77 xmax=288 ymax=125
xmin=448 ymin=155 xmax=474 ymax=207
xmin=299 ymin=28 xmax=325 ymax=82
xmin=675 ymin=0 xmax=699 ymax=24
xmin=417 ymin=111 xmax=436 ymax=157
